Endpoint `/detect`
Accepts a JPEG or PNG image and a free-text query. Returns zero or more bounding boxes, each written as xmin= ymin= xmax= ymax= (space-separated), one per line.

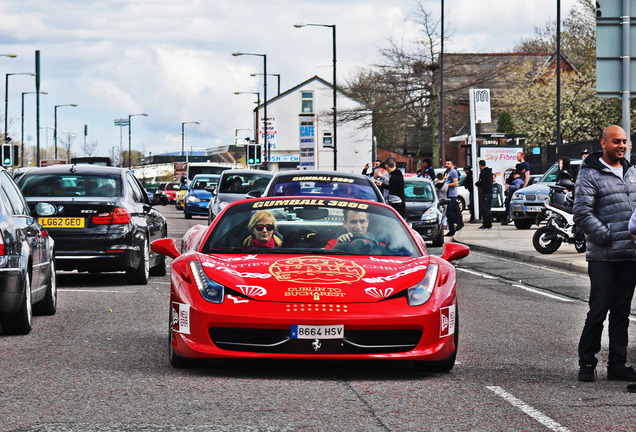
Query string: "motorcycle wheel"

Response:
xmin=574 ymin=239 xmax=586 ymax=253
xmin=532 ymin=226 xmax=562 ymax=254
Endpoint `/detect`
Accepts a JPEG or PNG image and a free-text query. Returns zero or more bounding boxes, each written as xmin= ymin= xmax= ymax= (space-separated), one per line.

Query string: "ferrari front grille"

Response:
xmin=209 ymin=328 xmax=421 ymax=354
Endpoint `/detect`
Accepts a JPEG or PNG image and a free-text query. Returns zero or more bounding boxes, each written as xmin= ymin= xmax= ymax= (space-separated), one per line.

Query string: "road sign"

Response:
xmin=596 ymin=0 xmax=636 ymax=96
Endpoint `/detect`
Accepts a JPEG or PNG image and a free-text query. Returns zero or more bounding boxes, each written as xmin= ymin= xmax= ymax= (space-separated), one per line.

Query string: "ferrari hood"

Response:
xmin=197 ymin=254 xmax=433 ymax=303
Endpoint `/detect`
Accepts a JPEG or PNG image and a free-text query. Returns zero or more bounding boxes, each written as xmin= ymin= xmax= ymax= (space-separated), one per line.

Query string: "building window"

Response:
xmin=301 ymin=91 xmax=313 ymax=113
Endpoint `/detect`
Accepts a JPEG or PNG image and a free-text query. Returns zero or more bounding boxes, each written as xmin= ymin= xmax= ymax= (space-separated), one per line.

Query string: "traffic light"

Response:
xmin=2 ymin=144 xmax=11 ymax=166
xmin=255 ymin=145 xmax=262 ymax=164
xmin=247 ymin=144 xmax=255 ymax=165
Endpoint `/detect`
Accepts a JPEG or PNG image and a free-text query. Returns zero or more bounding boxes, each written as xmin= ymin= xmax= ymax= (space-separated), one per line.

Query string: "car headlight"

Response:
xmin=512 ymin=193 xmax=523 ymax=201
xmin=187 ymin=195 xmax=201 ymax=203
xmin=420 ymin=207 xmax=439 ymax=223
xmin=190 ymin=261 xmax=225 ymax=304
xmin=407 ymin=264 xmax=438 ymax=306
xmin=219 ymin=201 xmax=229 ymax=210
xmin=537 ymin=194 xmax=549 ymax=201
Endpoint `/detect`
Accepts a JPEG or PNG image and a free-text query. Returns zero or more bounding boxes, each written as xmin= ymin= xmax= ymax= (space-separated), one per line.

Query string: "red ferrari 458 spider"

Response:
xmin=151 ymin=196 xmax=469 ymax=370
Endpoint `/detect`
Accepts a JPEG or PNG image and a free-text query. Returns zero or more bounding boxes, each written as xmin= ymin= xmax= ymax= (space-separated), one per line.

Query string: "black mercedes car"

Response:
xmin=0 ymin=167 xmax=56 ymax=335
xmin=17 ymin=164 xmax=167 ymax=285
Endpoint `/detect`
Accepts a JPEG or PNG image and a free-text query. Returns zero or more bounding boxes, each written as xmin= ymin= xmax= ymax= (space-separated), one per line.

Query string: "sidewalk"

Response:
xmin=448 ymin=218 xmax=588 ymax=274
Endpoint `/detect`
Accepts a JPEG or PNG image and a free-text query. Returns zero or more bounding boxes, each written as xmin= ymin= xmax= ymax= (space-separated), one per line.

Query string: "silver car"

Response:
xmin=510 ymin=160 xmax=582 ymax=229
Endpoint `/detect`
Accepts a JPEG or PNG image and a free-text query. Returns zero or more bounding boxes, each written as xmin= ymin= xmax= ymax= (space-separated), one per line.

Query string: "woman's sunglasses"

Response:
xmin=255 ymin=224 xmax=274 ymax=232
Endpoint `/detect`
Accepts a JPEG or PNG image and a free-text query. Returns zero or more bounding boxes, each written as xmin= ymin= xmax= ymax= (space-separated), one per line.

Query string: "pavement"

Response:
xmin=447 ymin=216 xmax=588 ymax=274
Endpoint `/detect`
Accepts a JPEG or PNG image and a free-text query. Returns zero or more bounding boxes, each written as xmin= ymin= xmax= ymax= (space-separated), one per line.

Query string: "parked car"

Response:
xmin=163 ymin=181 xmax=181 ymax=203
xmin=183 ymin=174 xmax=221 ymax=219
xmin=207 ymin=169 xmax=273 ymax=223
xmin=17 ymin=164 xmax=168 ymax=284
xmin=144 ymin=185 xmax=158 ymax=203
xmin=175 ymin=183 xmax=188 ymax=210
xmin=151 ymin=196 xmax=469 ymax=369
xmin=152 ymin=182 xmax=168 ymax=205
xmin=510 ymin=159 xmax=582 ymax=229
xmin=0 ymin=167 xmax=56 ymax=335
xmin=403 ymin=177 xmax=446 ymax=247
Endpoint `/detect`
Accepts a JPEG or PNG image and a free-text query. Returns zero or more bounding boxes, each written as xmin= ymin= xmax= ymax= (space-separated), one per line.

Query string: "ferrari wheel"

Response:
xmin=126 ymin=237 xmax=150 ymax=285
xmin=2 ymin=271 xmax=33 ymax=335
xmin=414 ymin=308 xmax=458 ymax=373
xmin=34 ymin=260 xmax=57 ymax=316
xmin=168 ymin=310 xmax=195 ymax=368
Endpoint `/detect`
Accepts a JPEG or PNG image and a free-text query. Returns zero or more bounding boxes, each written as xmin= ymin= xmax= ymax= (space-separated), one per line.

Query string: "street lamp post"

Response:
xmin=232 ymin=52 xmax=268 ymax=169
xmin=54 ymin=104 xmax=77 ymax=159
xmin=234 ymin=92 xmax=261 ymax=144
xmin=5 ymin=72 xmax=36 ymax=169
xmin=39 ymin=126 xmax=53 ymax=160
xmin=128 ymin=113 xmax=148 ymax=168
xmin=250 ymin=73 xmax=281 ymax=95
xmin=21 ymin=91 xmax=47 ymax=167
xmin=294 ymin=23 xmax=337 ymax=170
xmin=181 ymin=121 xmax=200 ymax=157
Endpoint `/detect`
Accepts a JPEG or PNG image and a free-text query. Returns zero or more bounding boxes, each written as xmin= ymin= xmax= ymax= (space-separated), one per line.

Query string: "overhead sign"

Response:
xmin=473 ymin=89 xmax=491 ymax=123
xmin=596 ymin=0 xmax=636 ymax=96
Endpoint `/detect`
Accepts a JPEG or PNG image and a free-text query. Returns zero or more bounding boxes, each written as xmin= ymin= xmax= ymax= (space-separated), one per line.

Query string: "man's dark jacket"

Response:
xmin=387 ymin=168 xmax=406 ymax=216
xmin=475 ymin=167 xmax=493 ymax=195
xmin=573 ymin=151 xmax=636 ymax=261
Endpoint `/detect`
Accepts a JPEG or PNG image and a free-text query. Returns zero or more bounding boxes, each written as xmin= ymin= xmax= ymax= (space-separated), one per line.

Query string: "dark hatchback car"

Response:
xmin=0 ymin=167 xmax=56 ymax=335
xmin=403 ymin=177 xmax=445 ymax=247
xmin=207 ymin=169 xmax=273 ymax=223
xmin=17 ymin=164 xmax=167 ymax=285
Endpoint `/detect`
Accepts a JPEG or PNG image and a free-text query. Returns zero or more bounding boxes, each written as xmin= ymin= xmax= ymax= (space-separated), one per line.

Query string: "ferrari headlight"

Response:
xmin=420 ymin=207 xmax=439 ymax=223
xmin=187 ymin=195 xmax=201 ymax=203
xmin=407 ymin=264 xmax=438 ymax=306
xmin=190 ymin=261 xmax=225 ymax=304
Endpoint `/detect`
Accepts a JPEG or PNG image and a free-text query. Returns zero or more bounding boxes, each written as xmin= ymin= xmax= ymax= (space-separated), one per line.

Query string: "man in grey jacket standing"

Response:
xmin=573 ymin=125 xmax=636 ymax=383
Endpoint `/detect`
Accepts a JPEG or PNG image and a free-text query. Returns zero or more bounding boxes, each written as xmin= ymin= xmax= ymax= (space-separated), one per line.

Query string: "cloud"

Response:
xmin=0 ymin=0 xmax=579 ymax=159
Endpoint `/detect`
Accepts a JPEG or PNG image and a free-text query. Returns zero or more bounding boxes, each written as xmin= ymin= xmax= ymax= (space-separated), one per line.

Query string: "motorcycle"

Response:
xmin=532 ymin=177 xmax=586 ymax=254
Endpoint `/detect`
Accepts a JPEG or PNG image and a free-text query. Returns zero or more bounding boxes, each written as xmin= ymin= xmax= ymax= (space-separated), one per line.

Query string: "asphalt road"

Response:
xmin=0 ymin=205 xmax=634 ymax=432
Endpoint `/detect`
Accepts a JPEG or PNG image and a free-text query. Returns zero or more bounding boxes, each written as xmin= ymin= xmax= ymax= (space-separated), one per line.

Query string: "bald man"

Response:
xmin=574 ymin=125 xmax=636 ymax=383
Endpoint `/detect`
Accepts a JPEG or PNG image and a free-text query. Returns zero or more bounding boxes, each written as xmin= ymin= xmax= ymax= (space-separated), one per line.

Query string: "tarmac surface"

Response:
xmin=447 ymin=216 xmax=588 ymax=274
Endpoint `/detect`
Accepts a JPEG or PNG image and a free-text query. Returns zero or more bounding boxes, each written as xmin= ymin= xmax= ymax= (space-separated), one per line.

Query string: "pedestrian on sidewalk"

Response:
xmin=573 ymin=124 xmax=636 ymax=383
xmin=434 ymin=172 xmax=448 ymax=226
xmin=474 ymin=160 xmax=493 ymax=230
xmin=444 ymin=159 xmax=464 ymax=236
xmin=385 ymin=157 xmax=406 ymax=217
xmin=464 ymin=166 xmax=475 ymax=223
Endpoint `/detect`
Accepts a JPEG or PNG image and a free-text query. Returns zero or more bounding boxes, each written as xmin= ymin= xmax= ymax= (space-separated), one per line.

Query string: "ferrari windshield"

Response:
xmin=203 ymin=198 xmax=422 ymax=257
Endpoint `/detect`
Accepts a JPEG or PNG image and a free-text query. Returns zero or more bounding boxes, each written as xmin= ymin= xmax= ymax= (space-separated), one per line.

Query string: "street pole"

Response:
xmin=293 ymin=23 xmax=337 ymax=170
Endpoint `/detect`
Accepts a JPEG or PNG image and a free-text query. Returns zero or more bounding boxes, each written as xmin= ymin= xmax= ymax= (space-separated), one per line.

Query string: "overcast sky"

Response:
xmin=0 ymin=0 xmax=577 ymax=160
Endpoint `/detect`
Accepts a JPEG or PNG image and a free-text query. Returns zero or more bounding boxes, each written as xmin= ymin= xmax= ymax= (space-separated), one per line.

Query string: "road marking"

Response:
xmin=486 ymin=386 xmax=571 ymax=432
xmin=59 ymin=289 xmax=132 ymax=293
xmin=456 ymin=268 xmax=497 ymax=279
xmin=457 ymin=268 xmax=573 ymax=302
xmin=471 ymin=251 xmax=586 ymax=278
xmin=511 ymin=284 xmax=573 ymax=302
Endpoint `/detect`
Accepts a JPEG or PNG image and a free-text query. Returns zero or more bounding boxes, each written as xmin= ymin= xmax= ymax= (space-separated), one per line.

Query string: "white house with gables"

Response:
xmin=254 ymin=75 xmax=373 ymax=173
